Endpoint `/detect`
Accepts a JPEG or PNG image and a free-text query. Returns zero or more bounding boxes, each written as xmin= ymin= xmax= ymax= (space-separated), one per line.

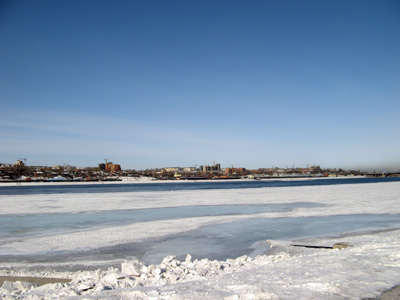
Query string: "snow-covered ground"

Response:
xmin=0 ymin=181 xmax=400 ymax=299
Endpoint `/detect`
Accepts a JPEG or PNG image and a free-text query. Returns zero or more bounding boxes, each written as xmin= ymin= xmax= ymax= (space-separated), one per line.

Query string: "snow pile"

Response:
xmin=1 ymin=281 xmax=39 ymax=293
xmin=1 ymin=229 xmax=400 ymax=299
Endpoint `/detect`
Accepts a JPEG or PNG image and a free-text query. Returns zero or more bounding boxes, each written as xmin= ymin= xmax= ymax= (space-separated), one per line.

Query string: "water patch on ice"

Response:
xmin=0 ymin=203 xmax=322 ymax=239
xmin=141 ymin=214 xmax=400 ymax=264
xmin=1 ymin=214 xmax=399 ymax=270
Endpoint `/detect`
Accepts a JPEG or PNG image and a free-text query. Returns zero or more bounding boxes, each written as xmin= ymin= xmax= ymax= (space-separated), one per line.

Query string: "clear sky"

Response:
xmin=1 ymin=0 xmax=399 ymax=171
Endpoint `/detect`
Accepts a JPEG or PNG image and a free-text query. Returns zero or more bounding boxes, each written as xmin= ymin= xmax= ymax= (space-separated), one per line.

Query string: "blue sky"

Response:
xmin=1 ymin=0 xmax=399 ymax=171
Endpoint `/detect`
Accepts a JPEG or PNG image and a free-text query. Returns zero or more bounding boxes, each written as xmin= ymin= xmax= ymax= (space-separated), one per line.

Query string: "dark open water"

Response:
xmin=0 ymin=177 xmax=399 ymax=195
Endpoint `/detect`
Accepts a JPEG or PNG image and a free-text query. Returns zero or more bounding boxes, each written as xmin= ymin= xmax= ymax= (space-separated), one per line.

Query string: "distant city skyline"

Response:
xmin=1 ymin=1 xmax=399 ymax=172
xmin=2 ymin=156 xmax=397 ymax=173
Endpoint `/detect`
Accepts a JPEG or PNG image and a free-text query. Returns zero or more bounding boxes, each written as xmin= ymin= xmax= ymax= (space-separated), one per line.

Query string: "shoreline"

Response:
xmin=372 ymin=285 xmax=400 ymax=300
xmin=0 ymin=175 xmax=367 ymax=187
xmin=363 ymin=285 xmax=400 ymax=300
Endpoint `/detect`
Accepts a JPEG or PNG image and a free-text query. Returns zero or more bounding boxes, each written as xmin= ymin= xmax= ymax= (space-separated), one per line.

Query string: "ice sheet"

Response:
xmin=1 ymin=181 xmax=399 ymax=216
xmin=0 ymin=202 xmax=322 ymax=239
xmin=0 ymin=182 xmax=399 ymax=255
xmin=0 ymin=181 xmax=399 ymax=299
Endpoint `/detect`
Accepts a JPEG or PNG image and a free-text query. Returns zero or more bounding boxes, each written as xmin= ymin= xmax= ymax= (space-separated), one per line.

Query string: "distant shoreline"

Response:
xmin=0 ymin=175 xmax=367 ymax=187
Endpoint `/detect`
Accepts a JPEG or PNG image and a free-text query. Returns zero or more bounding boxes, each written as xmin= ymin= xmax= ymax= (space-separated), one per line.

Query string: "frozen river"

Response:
xmin=140 ymin=213 xmax=400 ymax=264
xmin=1 ymin=202 xmax=322 ymax=239
xmin=0 ymin=177 xmax=400 ymax=269
xmin=1 ymin=178 xmax=400 ymax=300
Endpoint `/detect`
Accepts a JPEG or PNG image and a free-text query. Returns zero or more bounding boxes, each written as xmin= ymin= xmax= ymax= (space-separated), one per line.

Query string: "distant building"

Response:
xmin=164 ymin=167 xmax=181 ymax=172
xmin=105 ymin=162 xmax=112 ymax=171
xmin=200 ymin=163 xmax=221 ymax=172
xmin=225 ymin=167 xmax=246 ymax=175
xmin=15 ymin=160 xmax=24 ymax=167
xmin=112 ymin=164 xmax=121 ymax=171
xmin=100 ymin=162 xmax=122 ymax=172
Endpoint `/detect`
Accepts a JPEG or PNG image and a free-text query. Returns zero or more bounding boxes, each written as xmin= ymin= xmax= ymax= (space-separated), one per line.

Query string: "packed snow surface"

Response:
xmin=0 ymin=180 xmax=400 ymax=299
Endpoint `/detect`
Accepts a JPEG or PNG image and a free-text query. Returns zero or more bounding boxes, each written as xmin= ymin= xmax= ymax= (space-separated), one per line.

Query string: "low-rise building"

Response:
xmin=164 ymin=167 xmax=182 ymax=172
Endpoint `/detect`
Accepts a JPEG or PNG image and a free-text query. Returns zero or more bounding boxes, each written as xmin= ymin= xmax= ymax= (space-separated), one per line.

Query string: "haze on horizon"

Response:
xmin=1 ymin=0 xmax=399 ymax=172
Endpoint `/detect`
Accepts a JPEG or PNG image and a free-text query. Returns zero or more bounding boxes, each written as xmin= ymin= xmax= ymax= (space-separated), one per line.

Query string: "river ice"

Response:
xmin=0 ymin=180 xmax=400 ymax=299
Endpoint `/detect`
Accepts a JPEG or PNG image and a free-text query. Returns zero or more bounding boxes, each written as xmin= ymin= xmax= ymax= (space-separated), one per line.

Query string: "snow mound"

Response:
xmin=2 ymin=229 xmax=400 ymax=300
